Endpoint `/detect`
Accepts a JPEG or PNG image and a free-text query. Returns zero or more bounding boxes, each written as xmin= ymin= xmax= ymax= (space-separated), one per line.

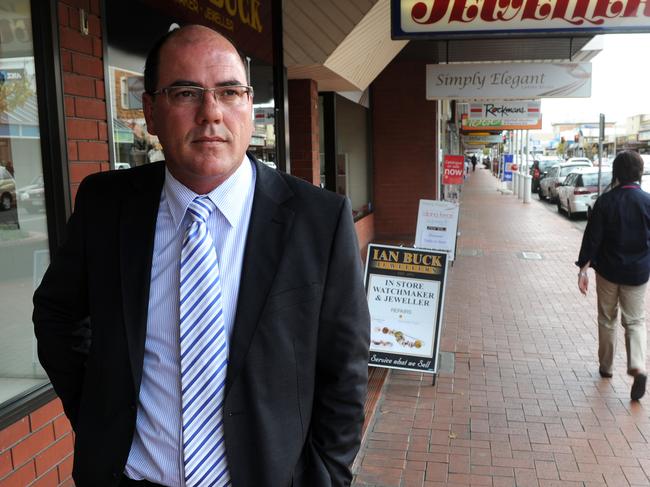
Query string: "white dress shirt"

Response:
xmin=124 ymin=157 xmax=256 ymax=486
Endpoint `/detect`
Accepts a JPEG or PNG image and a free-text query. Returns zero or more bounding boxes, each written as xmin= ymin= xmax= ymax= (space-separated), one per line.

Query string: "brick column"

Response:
xmin=371 ymin=61 xmax=437 ymax=242
xmin=288 ymin=79 xmax=320 ymax=186
xmin=60 ymin=0 xmax=109 ymax=202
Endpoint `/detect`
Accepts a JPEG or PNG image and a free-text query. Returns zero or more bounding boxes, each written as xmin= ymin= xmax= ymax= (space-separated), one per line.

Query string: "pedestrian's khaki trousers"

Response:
xmin=596 ymin=273 xmax=648 ymax=375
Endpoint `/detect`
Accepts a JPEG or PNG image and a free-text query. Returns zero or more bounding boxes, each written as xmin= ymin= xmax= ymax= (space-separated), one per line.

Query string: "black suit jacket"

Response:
xmin=33 ymin=157 xmax=370 ymax=487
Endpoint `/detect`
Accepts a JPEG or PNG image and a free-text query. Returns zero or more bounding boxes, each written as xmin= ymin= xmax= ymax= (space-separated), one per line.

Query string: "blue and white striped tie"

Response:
xmin=179 ymin=196 xmax=230 ymax=487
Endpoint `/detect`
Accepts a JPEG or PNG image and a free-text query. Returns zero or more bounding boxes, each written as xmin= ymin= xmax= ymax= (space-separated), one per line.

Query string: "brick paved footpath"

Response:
xmin=352 ymin=167 xmax=650 ymax=487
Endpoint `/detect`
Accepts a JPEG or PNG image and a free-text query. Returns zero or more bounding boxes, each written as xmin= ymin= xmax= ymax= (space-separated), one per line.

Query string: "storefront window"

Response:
xmin=249 ymin=61 xmax=276 ymax=167
xmin=0 ymin=0 xmax=50 ymax=407
xmin=320 ymin=93 xmax=372 ymax=220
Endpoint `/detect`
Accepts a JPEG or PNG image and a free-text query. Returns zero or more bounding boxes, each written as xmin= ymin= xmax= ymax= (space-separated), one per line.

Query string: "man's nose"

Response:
xmin=195 ymin=91 xmax=224 ymax=124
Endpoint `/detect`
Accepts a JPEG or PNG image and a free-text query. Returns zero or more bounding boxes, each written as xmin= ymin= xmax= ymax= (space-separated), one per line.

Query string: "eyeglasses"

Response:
xmin=151 ymin=85 xmax=254 ymax=107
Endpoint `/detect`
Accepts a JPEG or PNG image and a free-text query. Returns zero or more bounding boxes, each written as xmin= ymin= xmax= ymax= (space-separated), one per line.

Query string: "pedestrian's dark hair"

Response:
xmin=144 ymin=25 xmax=249 ymax=95
xmin=612 ymin=150 xmax=644 ymax=185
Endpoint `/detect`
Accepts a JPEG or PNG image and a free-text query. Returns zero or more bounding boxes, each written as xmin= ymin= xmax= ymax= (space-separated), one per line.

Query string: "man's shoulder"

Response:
xmin=256 ymin=162 xmax=345 ymax=212
xmin=79 ymin=162 xmax=165 ymax=193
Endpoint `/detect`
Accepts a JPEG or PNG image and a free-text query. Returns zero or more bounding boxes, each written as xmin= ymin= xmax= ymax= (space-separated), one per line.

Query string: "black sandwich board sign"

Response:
xmin=364 ymin=243 xmax=449 ymax=377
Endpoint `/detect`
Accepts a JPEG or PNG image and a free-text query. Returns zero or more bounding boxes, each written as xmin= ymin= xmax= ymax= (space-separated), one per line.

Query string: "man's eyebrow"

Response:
xmin=167 ymin=80 xmax=201 ymax=87
xmin=166 ymin=79 xmax=247 ymax=87
xmin=217 ymin=80 xmax=246 ymax=86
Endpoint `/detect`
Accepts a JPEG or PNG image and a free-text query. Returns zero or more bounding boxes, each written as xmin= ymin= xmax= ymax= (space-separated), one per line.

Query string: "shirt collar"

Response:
xmin=163 ymin=155 xmax=255 ymax=230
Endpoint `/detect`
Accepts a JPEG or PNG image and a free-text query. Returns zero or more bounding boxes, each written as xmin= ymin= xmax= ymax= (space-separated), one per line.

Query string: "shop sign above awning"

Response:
xmin=392 ymin=0 xmax=650 ymax=39
xmin=460 ymin=100 xmax=542 ymax=131
xmin=461 ymin=134 xmax=503 ymax=144
xmin=426 ymin=62 xmax=591 ymax=99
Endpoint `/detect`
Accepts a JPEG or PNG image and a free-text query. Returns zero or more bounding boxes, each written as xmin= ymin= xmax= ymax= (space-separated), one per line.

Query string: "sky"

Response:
xmin=540 ymin=33 xmax=650 ymax=133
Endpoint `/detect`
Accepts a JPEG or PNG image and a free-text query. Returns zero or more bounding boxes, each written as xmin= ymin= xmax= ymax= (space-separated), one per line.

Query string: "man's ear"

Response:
xmin=142 ymin=92 xmax=157 ymax=135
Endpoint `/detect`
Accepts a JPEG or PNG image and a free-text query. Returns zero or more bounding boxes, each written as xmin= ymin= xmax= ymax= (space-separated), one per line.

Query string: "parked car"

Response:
xmin=18 ymin=174 xmax=45 ymax=213
xmin=557 ymin=167 xmax=612 ymax=219
xmin=0 ymin=166 xmax=16 ymax=211
xmin=530 ymin=157 xmax=562 ymax=194
xmin=565 ymin=156 xmax=592 ymax=165
xmin=538 ymin=160 xmax=593 ymax=202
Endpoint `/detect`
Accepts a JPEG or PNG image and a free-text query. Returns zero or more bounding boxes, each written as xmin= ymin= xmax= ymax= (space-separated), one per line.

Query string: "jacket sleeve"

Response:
xmin=311 ymin=197 xmax=371 ymax=486
xmin=33 ymin=178 xmax=92 ymax=426
xmin=576 ymin=196 xmax=605 ymax=268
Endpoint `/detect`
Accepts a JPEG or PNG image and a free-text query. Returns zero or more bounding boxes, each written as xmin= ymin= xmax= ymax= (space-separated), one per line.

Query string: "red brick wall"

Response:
xmin=60 ymin=0 xmax=109 ymax=202
xmin=354 ymin=212 xmax=374 ymax=263
xmin=0 ymin=399 xmax=74 ymax=486
xmin=288 ymin=79 xmax=320 ymax=186
xmin=371 ymin=61 xmax=437 ymax=242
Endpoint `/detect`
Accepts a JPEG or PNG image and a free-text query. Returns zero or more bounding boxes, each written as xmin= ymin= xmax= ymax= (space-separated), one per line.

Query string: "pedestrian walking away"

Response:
xmin=33 ymin=24 xmax=370 ymax=487
xmin=471 ymin=154 xmax=477 ymax=172
xmin=576 ymin=150 xmax=650 ymax=401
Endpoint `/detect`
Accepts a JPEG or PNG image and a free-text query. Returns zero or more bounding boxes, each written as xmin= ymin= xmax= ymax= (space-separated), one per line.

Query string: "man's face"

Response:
xmin=143 ymin=28 xmax=253 ymax=194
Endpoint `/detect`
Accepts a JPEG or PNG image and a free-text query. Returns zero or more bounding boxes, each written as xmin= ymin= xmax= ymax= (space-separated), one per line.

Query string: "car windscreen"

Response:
xmin=539 ymin=160 xmax=560 ymax=171
xmin=582 ymin=172 xmax=612 ymax=187
xmin=560 ymin=165 xmax=589 ymax=176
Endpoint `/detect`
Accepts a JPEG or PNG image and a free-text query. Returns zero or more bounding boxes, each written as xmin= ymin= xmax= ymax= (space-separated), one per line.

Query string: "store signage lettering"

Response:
xmin=372 ymin=248 xmax=444 ymax=268
xmin=410 ymin=0 xmax=650 ymax=26
xmin=427 ymin=63 xmax=591 ymax=99
xmin=393 ymin=0 xmax=650 ymax=37
xmin=435 ymin=71 xmax=547 ymax=91
xmin=174 ymin=0 xmax=263 ymax=32
xmin=485 ymin=104 xmax=526 ymax=116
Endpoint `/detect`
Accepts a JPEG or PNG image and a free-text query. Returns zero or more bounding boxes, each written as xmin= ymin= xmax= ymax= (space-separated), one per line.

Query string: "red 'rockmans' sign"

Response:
xmin=443 ymin=155 xmax=465 ymax=185
xmin=392 ymin=0 xmax=650 ymax=39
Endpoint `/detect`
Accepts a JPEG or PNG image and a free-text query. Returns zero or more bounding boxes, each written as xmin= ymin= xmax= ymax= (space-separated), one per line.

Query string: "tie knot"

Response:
xmin=187 ymin=196 xmax=215 ymax=224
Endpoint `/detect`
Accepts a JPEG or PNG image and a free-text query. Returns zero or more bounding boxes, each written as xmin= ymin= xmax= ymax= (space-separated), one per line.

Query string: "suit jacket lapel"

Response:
xmin=120 ymin=162 xmax=165 ymax=395
xmin=226 ymin=159 xmax=295 ymax=396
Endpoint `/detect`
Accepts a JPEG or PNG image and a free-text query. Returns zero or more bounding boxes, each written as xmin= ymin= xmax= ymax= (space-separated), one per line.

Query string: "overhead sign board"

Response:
xmin=462 ymin=134 xmax=502 ymax=144
xmin=365 ymin=244 xmax=449 ymax=374
xmin=392 ymin=0 xmax=650 ymax=39
xmin=426 ymin=63 xmax=591 ymax=99
xmin=462 ymin=100 xmax=542 ymax=130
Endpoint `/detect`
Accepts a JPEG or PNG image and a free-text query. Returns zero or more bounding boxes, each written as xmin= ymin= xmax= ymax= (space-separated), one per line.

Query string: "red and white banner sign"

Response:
xmin=442 ymin=155 xmax=465 ymax=185
xmin=392 ymin=0 xmax=650 ymax=38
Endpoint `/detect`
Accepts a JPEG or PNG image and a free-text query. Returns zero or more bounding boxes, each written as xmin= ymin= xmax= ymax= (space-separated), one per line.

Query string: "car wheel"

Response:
xmin=557 ymin=199 xmax=563 ymax=213
xmin=566 ymin=200 xmax=574 ymax=220
xmin=0 ymin=193 xmax=11 ymax=211
xmin=538 ymin=188 xmax=545 ymax=200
